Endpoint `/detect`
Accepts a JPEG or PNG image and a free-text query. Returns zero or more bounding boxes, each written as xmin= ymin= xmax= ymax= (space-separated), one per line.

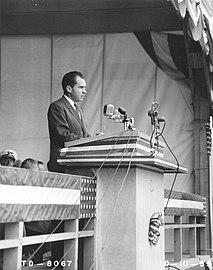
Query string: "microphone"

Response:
xmin=157 ymin=117 xmax=165 ymax=122
xmin=103 ymin=104 xmax=135 ymax=131
xmin=103 ymin=104 xmax=114 ymax=118
xmin=113 ymin=109 xmax=122 ymax=122
xmin=148 ymin=102 xmax=158 ymax=118
xmin=118 ymin=107 xmax=127 ymax=116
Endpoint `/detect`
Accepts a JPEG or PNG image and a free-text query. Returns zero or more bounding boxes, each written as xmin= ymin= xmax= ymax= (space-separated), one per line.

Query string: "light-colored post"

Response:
xmin=4 ymin=222 xmax=24 ymax=270
xmin=174 ymin=216 xmax=182 ymax=262
xmin=64 ymin=219 xmax=79 ymax=270
xmin=189 ymin=216 xmax=196 ymax=258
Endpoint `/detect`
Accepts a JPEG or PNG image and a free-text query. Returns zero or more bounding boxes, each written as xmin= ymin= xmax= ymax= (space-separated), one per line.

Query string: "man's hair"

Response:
xmin=62 ymin=71 xmax=85 ymax=93
xmin=0 ymin=156 xmax=15 ymax=167
xmin=21 ymin=158 xmax=39 ymax=170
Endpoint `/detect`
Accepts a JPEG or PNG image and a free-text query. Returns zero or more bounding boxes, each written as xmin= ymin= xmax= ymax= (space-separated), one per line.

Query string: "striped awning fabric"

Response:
xmin=164 ymin=189 xmax=206 ymax=216
xmin=134 ymin=31 xmax=190 ymax=86
xmin=0 ymin=166 xmax=205 ymax=222
xmin=0 ymin=166 xmax=96 ymax=222
xmin=170 ymin=0 xmax=213 ymax=65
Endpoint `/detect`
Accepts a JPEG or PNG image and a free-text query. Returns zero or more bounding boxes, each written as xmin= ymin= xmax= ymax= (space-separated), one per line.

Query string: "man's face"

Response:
xmin=68 ymin=76 xmax=87 ymax=102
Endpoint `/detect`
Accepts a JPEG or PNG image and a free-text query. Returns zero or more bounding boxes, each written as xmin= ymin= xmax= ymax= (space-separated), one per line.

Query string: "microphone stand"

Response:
xmin=123 ymin=115 xmax=135 ymax=132
xmin=149 ymin=110 xmax=162 ymax=155
xmin=154 ymin=117 xmax=160 ymax=151
xmin=118 ymin=107 xmax=135 ymax=132
xmin=123 ymin=113 xmax=128 ymax=132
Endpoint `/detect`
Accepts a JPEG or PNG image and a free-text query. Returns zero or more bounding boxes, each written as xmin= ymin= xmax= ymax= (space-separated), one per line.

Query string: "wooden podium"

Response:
xmin=58 ymin=130 xmax=187 ymax=270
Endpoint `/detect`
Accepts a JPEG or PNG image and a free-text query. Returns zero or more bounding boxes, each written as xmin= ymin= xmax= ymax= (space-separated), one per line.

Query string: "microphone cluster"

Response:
xmin=148 ymin=101 xmax=166 ymax=155
xmin=103 ymin=104 xmax=135 ymax=132
xmin=148 ymin=102 xmax=165 ymax=125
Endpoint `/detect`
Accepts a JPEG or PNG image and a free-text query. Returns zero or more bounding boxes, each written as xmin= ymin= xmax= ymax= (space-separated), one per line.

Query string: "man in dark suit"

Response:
xmin=47 ymin=71 xmax=91 ymax=262
xmin=47 ymin=71 xmax=90 ymax=173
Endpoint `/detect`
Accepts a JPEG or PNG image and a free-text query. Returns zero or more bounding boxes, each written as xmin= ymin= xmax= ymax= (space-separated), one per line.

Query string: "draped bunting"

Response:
xmin=164 ymin=189 xmax=206 ymax=216
xmin=0 ymin=166 xmax=96 ymax=222
xmin=170 ymin=0 xmax=213 ymax=65
xmin=134 ymin=31 xmax=190 ymax=86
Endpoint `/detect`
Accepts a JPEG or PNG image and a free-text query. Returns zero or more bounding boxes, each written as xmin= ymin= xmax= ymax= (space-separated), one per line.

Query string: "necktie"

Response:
xmin=74 ymin=103 xmax=81 ymax=120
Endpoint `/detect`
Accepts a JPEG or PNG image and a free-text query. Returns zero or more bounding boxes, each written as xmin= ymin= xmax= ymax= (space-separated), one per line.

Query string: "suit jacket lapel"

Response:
xmin=62 ymin=96 xmax=81 ymax=123
xmin=62 ymin=96 xmax=87 ymax=134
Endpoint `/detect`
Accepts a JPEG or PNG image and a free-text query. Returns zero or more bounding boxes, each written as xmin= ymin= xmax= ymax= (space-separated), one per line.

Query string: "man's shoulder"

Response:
xmin=49 ymin=96 xmax=66 ymax=108
xmin=47 ymin=97 xmax=67 ymax=115
xmin=51 ymin=96 xmax=65 ymax=104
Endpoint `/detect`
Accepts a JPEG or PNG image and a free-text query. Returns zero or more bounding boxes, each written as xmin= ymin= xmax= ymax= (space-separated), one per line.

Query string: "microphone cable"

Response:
xmin=149 ymin=118 xmax=166 ymax=152
xmin=18 ymin=131 xmax=126 ymax=270
xmin=156 ymin=132 xmax=180 ymax=213
xmin=88 ymin=131 xmax=140 ymax=270
xmin=155 ymin=118 xmax=166 ymax=140
xmin=149 ymin=122 xmax=156 ymax=150
xmin=51 ymin=130 xmax=136 ymax=270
